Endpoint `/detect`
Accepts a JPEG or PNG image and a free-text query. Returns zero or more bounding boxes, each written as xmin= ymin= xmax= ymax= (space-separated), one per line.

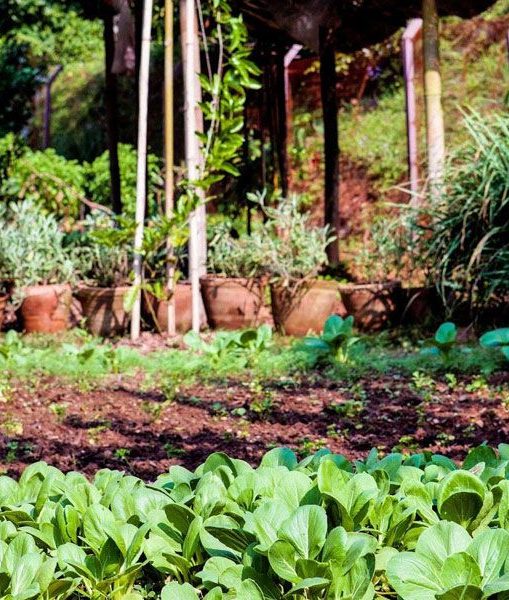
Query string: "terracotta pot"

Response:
xmin=398 ymin=286 xmax=443 ymax=324
xmin=144 ymin=282 xmax=206 ymax=333
xmin=270 ymin=279 xmax=345 ymax=336
xmin=20 ymin=284 xmax=72 ymax=333
xmin=75 ymin=286 xmax=130 ymax=337
xmin=339 ymin=281 xmax=401 ymax=331
xmin=200 ymin=276 xmax=270 ymax=330
xmin=0 ymin=294 xmax=7 ymax=330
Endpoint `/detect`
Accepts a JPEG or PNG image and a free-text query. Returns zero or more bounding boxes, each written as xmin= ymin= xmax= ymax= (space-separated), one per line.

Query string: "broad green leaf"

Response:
xmin=161 ymin=582 xmax=199 ymax=600
xmin=437 ymin=471 xmax=485 ymax=528
xmin=278 ymin=505 xmax=327 ymax=560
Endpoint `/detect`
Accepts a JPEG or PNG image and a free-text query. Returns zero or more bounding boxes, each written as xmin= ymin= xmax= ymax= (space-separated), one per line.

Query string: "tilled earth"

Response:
xmin=1 ymin=372 xmax=509 ymax=479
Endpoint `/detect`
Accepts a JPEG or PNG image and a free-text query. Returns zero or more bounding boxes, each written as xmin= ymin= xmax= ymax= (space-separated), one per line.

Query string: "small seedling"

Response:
xmin=164 ymin=443 xmax=185 ymax=458
xmin=300 ymin=315 xmax=359 ymax=365
xmin=422 ymin=322 xmax=458 ymax=360
xmin=114 ymin=448 xmax=131 ymax=461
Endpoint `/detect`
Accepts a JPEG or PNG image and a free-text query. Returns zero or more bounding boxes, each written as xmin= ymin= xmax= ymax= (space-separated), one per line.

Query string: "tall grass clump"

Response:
xmin=423 ymin=111 xmax=509 ymax=315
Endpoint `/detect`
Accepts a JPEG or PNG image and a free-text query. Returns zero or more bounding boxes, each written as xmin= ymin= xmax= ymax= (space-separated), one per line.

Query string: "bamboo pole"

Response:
xmin=131 ymin=0 xmax=153 ymax=341
xmin=422 ymin=0 xmax=445 ymax=201
xmin=402 ymin=19 xmax=423 ymax=203
xmin=164 ymin=0 xmax=176 ymax=335
xmin=180 ymin=0 xmax=205 ymax=332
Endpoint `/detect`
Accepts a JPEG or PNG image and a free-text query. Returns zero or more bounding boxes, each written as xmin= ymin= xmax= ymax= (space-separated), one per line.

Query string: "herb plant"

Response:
xmin=422 ymin=321 xmax=458 ymax=360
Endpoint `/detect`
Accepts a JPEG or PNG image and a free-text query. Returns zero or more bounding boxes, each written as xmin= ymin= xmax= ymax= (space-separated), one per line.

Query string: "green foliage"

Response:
xmin=0 ymin=143 xmax=85 ymax=220
xmin=480 ymin=328 xmax=509 ymax=361
xmin=423 ymin=322 xmax=459 ymax=359
xmin=0 ymin=39 xmax=42 ymax=136
xmin=300 ymin=315 xmax=360 ymax=365
xmin=0 ymin=202 xmax=77 ymax=297
xmin=258 ymin=194 xmax=333 ymax=282
xmin=207 ymin=222 xmax=269 ymax=278
xmin=184 ymin=325 xmax=273 ymax=366
xmin=2 ymin=444 xmax=509 ymax=597
xmin=85 ymin=144 xmax=163 ymax=218
xmin=421 ymin=113 xmax=509 ymax=314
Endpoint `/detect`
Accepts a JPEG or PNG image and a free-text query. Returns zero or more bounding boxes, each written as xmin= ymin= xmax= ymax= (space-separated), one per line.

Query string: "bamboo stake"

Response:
xmin=164 ymin=0 xmax=176 ymax=336
xmin=180 ymin=0 xmax=205 ymax=333
xmin=131 ymin=0 xmax=153 ymax=341
xmin=402 ymin=19 xmax=423 ymax=204
xmin=422 ymin=0 xmax=445 ymax=201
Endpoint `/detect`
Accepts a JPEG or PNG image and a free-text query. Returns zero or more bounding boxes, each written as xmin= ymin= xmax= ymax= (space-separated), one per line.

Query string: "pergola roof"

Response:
xmin=238 ymin=0 xmax=495 ymax=51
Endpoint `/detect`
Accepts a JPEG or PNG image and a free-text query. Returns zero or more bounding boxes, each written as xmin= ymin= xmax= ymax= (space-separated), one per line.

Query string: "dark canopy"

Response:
xmin=238 ymin=0 xmax=495 ymax=50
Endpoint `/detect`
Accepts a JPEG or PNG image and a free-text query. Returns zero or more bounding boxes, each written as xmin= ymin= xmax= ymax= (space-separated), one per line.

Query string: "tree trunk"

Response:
xmin=103 ymin=12 xmax=122 ymax=215
xmin=422 ymin=0 xmax=445 ymax=200
xmin=131 ymin=0 xmax=153 ymax=341
xmin=319 ymin=25 xmax=340 ymax=266
xmin=164 ymin=0 xmax=176 ymax=335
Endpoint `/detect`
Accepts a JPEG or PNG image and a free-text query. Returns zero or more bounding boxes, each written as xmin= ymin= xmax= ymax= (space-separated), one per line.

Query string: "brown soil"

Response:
xmin=1 ymin=372 xmax=509 ymax=479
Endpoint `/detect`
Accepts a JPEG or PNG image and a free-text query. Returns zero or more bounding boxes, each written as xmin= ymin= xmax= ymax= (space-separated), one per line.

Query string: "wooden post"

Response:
xmin=180 ymin=0 xmax=206 ymax=332
xmin=319 ymin=25 xmax=340 ymax=266
xmin=422 ymin=0 xmax=445 ymax=200
xmin=164 ymin=0 xmax=176 ymax=335
xmin=275 ymin=47 xmax=289 ymax=197
xmin=402 ymin=19 xmax=423 ymax=203
xmin=103 ymin=12 xmax=122 ymax=215
xmin=131 ymin=0 xmax=153 ymax=341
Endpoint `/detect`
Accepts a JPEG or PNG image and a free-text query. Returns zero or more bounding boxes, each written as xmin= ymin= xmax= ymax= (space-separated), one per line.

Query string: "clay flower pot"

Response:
xmin=398 ymin=286 xmax=442 ymax=324
xmin=20 ymin=284 xmax=72 ymax=333
xmin=75 ymin=286 xmax=130 ymax=337
xmin=270 ymin=279 xmax=345 ymax=336
xmin=200 ymin=276 xmax=270 ymax=330
xmin=144 ymin=282 xmax=206 ymax=333
xmin=339 ymin=281 xmax=401 ymax=331
xmin=0 ymin=294 xmax=7 ymax=330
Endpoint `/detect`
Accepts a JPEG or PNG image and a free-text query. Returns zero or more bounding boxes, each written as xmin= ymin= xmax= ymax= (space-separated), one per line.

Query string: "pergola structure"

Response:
xmin=101 ymin=0 xmax=496 ymax=337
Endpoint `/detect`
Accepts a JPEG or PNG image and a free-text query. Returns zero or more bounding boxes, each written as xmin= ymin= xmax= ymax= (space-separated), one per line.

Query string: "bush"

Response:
xmin=85 ymin=144 xmax=163 ymax=217
xmin=0 ymin=201 xmax=77 ymax=299
xmin=422 ymin=112 xmax=509 ymax=313
xmin=1 ymin=444 xmax=509 ymax=598
xmin=0 ymin=138 xmax=85 ymax=221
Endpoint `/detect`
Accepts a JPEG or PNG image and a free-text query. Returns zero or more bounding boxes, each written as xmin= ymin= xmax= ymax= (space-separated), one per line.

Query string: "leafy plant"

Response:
xmin=422 ymin=322 xmax=458 ymax=360
xmin=480 ymin=328 xmax=509 ymax=360
xmin=300 ymin=315 xmax=360 ymax=365
xmin=0 ymin=201 xmax=77 ymax=301
xmin=0 ymin=444 xmax=509 ymax=598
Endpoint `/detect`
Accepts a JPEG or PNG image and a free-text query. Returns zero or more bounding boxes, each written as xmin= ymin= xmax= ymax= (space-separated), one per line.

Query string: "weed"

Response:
xmin=1 ymin=418 xmax=23 ymax=436
xmin=163 ymin=443 xmax=185 ymax=458
xmin=49 ymin=402 xmax=68 ymax=422
xmin=114 ymin=448 xmax=131 ymax=461
xmin=298 ymin=437 xmax=326 ymax=457
xmin=328 ymin=399 xmax=365 ymax=419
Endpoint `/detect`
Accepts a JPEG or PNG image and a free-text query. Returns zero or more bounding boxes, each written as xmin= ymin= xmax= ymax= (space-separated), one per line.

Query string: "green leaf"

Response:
xmin=278 ymin=505 xmax=328 ymax=560
xmin=479 ymin=328 xmax=509 ymax=348
xmin=437 ymin=472 xmax=485 ymax=528
xmin=161 ymin=582 xmax=200 ymax=600
xmin=435 ymin=322 xmax=457 ymax=346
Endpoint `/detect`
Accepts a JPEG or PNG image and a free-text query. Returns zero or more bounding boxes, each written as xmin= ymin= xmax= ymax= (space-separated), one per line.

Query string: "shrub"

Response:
xmin=0 ymin=201 xmax=77 ymax=299
xmin=85 ymin=144 xmax=163 ymax=217
xmin=422 ymin=112 xmax=509 ymax=314
xmin=0 ymin=137 xmax=85 ymax=221
xmin=1 ymin=444 xmax=509 ymax=598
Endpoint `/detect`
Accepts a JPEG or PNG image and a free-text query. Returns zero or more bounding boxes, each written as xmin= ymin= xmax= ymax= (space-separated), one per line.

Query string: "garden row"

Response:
xmin=0 ymin=197 xmax=432 ymax=339
xmin=1 ymin=444 xmax=509 ymax=599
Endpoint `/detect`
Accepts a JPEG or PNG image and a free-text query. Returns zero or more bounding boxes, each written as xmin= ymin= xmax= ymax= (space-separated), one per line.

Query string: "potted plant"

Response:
xmin=339 ymin=217 xmax=402 ymax=331
xmin=200 ymin=223 xmax=271 ymax=330
xmin=74 ymin=234 xmax=132 ymax=338
xmin=0 ymin=202 xmax=75 ymax=333
xmin=262 ymin=196 xmax=343 ymax=336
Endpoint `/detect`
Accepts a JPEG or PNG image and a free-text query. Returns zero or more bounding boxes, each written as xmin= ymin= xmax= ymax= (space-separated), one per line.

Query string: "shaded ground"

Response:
xmin=1 ymin=371 xmax=509 ymax=479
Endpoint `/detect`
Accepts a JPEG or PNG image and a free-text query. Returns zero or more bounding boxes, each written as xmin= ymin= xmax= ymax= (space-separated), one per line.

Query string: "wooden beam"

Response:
xmin=103 ymin=12 xmax=122 ymax=215
xmin=423 ymin=0 xmax=445 ymax=199
xmin=319 ymin=25 xmax=340 ymax=266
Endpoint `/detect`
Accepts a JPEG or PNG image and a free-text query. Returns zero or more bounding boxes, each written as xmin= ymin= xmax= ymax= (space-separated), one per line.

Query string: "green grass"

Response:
xmin=0 ymin=328 xmax=504 ymax=387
